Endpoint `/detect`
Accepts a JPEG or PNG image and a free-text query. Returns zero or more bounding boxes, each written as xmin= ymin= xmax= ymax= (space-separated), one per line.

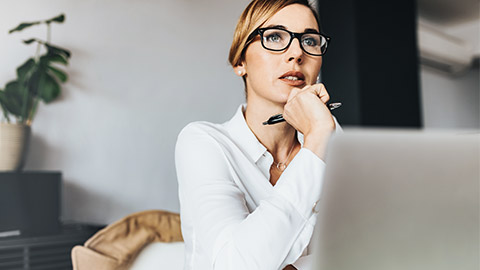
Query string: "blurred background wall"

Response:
xmin=0 ymin=0 xmax=249 ymax=225
xmin=417 ymin=0 xmax=479 ymax=129
xmin=0 ymin=0 xmax=478 ymax=225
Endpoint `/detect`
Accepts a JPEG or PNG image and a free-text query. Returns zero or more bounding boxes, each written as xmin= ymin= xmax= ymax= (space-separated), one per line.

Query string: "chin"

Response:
xmin=276 ymin=85 xmax=296 ymax=99
xmin=271 ymin=92 xmax=290 ymax=105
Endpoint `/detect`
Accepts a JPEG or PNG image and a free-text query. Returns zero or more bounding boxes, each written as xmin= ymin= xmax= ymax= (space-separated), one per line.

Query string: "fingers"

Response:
xmin=292 ymin=83 xmax=330 ymax=103
xmin=315 ymin=83 xmax=330 ymax=104
xmin=308 ymin=83 xmax=329 ymax=103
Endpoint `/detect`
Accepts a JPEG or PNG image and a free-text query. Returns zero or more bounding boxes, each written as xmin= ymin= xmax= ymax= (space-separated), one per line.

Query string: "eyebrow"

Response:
xmin=263 ymin=24 xmax=320 ymax=33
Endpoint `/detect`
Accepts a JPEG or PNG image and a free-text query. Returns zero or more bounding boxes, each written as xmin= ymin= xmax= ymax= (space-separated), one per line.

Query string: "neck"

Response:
xmin=244 ymin=97 xmax=298 ymax=160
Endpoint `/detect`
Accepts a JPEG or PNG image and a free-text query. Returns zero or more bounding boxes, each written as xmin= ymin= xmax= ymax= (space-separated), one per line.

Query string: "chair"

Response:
xmin=71 ymin=210 xmax=184 ymax=270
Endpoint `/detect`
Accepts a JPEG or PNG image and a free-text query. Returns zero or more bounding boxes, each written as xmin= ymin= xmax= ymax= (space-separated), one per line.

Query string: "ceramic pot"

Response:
xmin=0 ymin=123 xmax=31 ymax=171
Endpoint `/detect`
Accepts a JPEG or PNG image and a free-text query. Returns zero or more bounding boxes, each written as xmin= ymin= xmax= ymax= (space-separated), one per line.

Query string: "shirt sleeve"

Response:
xmin=176 ymin=123 xmax=326 ymax=270
xmin=292 ymin=255 xmax=313 ymax=270
xmin=334 ymin=115 xmax=343 ymax=133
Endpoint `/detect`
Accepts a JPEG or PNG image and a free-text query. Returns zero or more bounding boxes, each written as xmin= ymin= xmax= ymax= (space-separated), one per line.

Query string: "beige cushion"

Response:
xmin=71 ymin=210 xmax=183 ymax=270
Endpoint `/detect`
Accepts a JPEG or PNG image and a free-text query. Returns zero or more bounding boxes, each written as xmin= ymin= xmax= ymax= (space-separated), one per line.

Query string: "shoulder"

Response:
xmin=175 ymin=121 xmax=233 ymax=179
xmin=175 ymin=121 xmax=232 ymax=160
xmin=177 ymin=121 xmax=227 ymax=144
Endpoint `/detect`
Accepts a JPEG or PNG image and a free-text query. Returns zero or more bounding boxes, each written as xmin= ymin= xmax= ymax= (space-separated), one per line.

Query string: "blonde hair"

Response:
xmin=228 ymin=0 xmax=321 ymax=68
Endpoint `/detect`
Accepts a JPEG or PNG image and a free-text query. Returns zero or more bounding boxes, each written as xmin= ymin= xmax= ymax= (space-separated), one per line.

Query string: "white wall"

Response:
xmin=417 ymin=15 xmax=480 ymax=130
xmin=420 ymin=66 xmax=479 ymax=130
xmin=0 ymin=0 xmax=249 ymax=224
xmin=443 ymin=19 xmax=480 ymax=58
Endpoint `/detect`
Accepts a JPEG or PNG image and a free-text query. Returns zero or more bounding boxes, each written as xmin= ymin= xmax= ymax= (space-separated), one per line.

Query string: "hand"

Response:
xmin=282 ymin=83 xmax=336 ymax=159
xmin=283 ymin=83 xmax=335 ymax=137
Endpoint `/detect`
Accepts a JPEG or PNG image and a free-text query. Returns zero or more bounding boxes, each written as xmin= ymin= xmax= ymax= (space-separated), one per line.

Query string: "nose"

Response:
xmin=285 ymin=37 xmax=303 ymax=64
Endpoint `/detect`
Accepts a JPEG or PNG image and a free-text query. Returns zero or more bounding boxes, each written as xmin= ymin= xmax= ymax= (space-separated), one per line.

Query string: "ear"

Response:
xmin=233 ymin=63 xmax=246 ymax=77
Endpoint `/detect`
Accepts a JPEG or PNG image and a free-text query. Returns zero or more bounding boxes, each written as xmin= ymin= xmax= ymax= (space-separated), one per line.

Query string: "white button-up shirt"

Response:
xmin=175 ymin=104 xmax=342 ymax=270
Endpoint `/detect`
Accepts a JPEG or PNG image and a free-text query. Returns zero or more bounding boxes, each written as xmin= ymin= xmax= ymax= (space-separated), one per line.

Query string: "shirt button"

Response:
xmin=312 ymin=200 xmax=321 ymax=213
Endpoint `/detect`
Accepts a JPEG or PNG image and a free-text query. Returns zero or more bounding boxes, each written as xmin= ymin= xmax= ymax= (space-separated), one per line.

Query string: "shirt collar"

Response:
xmin=224 ymin=103 xmax=305 ymax=163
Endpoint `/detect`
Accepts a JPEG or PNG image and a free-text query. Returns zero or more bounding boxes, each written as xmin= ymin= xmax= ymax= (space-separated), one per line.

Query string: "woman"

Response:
xmin=175 ymin=0 xmax=341 ymax=269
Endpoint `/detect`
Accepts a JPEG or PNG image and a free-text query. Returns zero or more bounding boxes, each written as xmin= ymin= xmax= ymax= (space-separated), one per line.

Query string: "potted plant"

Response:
xmin=0 ymin=14 xmax=71 ymax=171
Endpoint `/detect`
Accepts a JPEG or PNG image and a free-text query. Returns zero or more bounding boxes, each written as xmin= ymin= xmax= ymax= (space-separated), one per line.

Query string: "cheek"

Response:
xmin=245 ymin=49 xmax=277 ymax=82
xmin=312 ymin=57 xmax=323 ymax=71
xmin=250 ymin=57 xmax=272 ymax=78
xmin=308 ymin=58 xmax=323 ymax=84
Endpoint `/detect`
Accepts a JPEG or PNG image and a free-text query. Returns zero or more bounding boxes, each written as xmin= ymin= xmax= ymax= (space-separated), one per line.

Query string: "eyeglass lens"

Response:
xmin=261 ymin=29 xmax=327 ymax=55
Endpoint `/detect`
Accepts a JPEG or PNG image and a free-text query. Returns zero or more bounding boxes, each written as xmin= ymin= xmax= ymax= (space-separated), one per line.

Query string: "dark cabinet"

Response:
xmin=0 ymin=172 xmax=103 ymax=269
xmin=0 ymin=223 xmax=102 ymax=270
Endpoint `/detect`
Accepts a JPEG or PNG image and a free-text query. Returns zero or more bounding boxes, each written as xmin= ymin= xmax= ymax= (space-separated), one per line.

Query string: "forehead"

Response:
xmin=263 ymin=3 xmax=319 ymax=32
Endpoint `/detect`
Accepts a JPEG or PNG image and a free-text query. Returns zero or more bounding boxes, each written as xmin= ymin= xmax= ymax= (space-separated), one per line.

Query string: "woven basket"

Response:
xmin=0 ymin=123 xmax=31 ymax=171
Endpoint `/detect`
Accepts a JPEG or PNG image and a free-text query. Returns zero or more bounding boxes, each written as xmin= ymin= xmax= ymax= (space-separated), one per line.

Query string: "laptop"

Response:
xmin=311 ymin=129 xmax=479 ymax=270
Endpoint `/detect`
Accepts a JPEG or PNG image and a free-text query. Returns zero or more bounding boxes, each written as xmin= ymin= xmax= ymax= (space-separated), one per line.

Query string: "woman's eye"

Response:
xmin=266 ymin=34 xmax=282 ymax=43
xmin=302 ymin=37 xmax=318 ymax=47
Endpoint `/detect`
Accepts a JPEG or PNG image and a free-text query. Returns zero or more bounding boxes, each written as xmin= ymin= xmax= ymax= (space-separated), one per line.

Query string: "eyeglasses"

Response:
xmin=246 ymin=27 xmax=331 ymax=56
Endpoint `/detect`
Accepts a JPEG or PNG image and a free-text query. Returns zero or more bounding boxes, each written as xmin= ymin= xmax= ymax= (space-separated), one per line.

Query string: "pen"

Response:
xmin=262 ymin=102 xmax=342 ymax=125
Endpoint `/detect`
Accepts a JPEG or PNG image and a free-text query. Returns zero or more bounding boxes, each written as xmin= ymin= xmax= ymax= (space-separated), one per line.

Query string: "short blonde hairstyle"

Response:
xmin=228 ymin=0 xmax=321 ymax=68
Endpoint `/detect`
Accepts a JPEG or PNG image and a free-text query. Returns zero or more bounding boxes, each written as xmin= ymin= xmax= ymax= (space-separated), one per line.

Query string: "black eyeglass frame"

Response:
xmin=245 ymin=27 xmax=331 ymax=56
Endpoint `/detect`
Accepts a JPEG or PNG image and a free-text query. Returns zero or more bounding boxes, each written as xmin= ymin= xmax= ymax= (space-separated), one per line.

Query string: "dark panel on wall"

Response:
xmin=319 ymin=0 xmax=422 ymax=128
xmin=318 ymin=0 xmax=361 ymax=125
xmin=0 ymin=172 xmax=61 ymax=236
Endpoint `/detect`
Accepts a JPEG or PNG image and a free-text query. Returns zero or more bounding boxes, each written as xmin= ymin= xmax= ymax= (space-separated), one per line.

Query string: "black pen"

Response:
xmin=262 ymin=102 xmax=342 ymax=125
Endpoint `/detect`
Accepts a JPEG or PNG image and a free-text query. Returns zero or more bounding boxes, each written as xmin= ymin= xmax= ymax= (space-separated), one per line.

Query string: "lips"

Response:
xmin=279 ymin=71 xmax=306 ymax=86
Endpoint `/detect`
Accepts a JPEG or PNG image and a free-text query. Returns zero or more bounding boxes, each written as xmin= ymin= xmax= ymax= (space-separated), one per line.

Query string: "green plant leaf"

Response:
xmin=8 ymin=22 xmax=41 ymax=34
xmin=5 ymin=81 xmax=22 ymax=97
xmin=0 ymin=90 xmax=11 ymax=122
xmin=6 ymin=80 xmax=33 ymax=121
xmin=23 ymin=38 xmax=37 ymax=44
xmin=17 ymin=58 xmax=36 ymax=80
xmin=26 ymin=64 xmax=44 ymax=97
xmin=46 ymin=43 xmax=71 ymax=59
xmin=41 ymin=54 xmax=68 ymax=65
xmin=47 ymin=66 xmax=68 ymax=82
xmin=38 ymin=73 xmax=60 ymax=103
xmin=45 ymin=14 xmax=65 ymax=24
xmin=3 ymin=81 xmax=24 ymax=116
